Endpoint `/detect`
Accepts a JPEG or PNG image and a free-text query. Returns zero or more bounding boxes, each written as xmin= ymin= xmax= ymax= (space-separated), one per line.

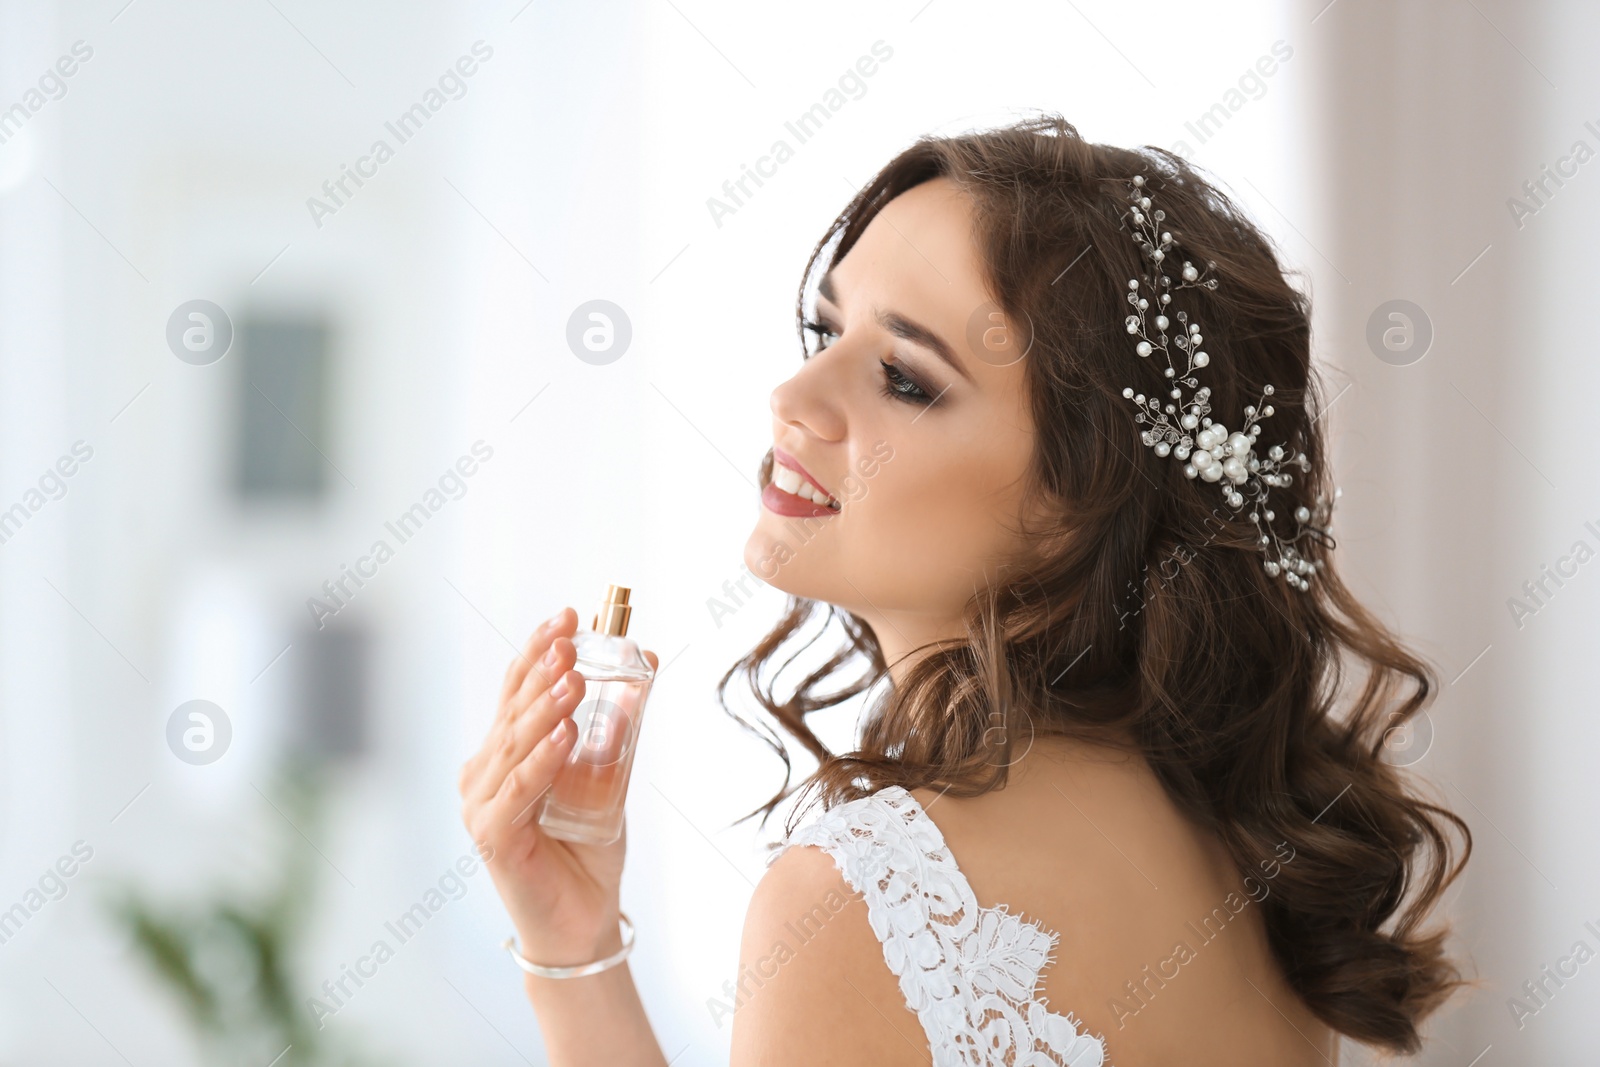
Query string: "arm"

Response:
xmin=729 ymin=843 xmax=931 ymax=1067
xmin=519 ymin=949 xmax=667 ymax=1067
xmin=460 ymin=607 xmax=668 ymax=1066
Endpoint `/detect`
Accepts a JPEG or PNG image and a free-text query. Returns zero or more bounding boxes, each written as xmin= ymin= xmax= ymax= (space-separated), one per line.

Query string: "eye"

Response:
xmin=800 ymin=318 xmax=937 ymax=408
xmin=879 ymin=358 xmax=934 ymax=406
xmin=801 ymin=319 xmax=838 ymax=358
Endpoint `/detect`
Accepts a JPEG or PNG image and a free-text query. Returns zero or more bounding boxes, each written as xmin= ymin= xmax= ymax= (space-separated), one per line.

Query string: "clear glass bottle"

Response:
xmin=537 ymin=585 xmax=654 ymax=846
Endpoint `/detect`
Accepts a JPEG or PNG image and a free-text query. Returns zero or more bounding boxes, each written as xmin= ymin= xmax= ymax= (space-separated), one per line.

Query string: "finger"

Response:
xmin=498 ymin=629 xmax=545 ymax=705
xmin=461 ymin=719 xmax=521 ymax=809
xmin=506 ymin=632 xmax=575 ymax=725
xmin=471 ymin=714 xmax=580 ymax=852
xmin=461 ymin=713 xmax=513 ymax=791
xmin=498 ymin=616 xmax=554 ymax=704
xmin=459 ymin=718 xmax=514 ymax=796
xmin=471 ymin=667 xmax=587 ymax=805
xmin=642 ymin=649 xmax=659 ymax=673
xmin=464 ymin=631 xmax=573 ymax=797
xmin=498 ymin=607 xmax=576 ymax=714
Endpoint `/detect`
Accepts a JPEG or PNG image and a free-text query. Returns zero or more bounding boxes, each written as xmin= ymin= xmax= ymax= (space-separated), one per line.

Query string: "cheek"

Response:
xmin=856 ymin=439 xmax=1027 ymax=565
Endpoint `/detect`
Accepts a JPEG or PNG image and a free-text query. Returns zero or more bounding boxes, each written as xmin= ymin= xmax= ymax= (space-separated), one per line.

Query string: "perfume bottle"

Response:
xmin=537 ymin=585 xmax=655 ymax=846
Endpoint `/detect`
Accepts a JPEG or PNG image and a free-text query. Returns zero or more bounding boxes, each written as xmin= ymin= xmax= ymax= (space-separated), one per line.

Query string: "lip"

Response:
xmin=763 ymin=446 xmax=840 ymax=518
xmin=771 ymin=446 xmax=835 ymax=500
xmin=761 ymin=481 xmax=839 ymax=518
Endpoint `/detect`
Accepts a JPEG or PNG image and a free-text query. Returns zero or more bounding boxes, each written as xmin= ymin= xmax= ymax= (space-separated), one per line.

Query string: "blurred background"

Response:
xmin=0 ymin=0 xmax=1592 ymax=1062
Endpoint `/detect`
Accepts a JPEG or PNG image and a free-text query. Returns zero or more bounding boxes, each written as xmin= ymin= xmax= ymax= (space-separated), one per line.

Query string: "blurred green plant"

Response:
xmin=102 ymin=761 xmax=376 ymax=1067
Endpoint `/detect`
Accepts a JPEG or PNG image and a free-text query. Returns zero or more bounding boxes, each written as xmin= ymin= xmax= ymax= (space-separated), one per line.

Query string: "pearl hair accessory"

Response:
xmin=1118 ymin=173 xmax=1335 ymax=591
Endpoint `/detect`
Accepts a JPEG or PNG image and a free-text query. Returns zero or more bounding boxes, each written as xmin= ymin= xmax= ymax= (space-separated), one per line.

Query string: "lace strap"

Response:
xmin=770 ymin=786 xmax=977 ymax=1039
xmin=769 ymin=785 xmax=1108 ymax=1067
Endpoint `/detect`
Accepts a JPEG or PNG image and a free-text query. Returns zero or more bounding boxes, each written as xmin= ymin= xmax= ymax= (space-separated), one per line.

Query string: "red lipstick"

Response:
xmin=772 ymin=446 xmax=834 ymax=499
xmin=762 ymin=446 xmax=840 ymax=518
xmin=761 ymin=481 xmax=839 ymax=518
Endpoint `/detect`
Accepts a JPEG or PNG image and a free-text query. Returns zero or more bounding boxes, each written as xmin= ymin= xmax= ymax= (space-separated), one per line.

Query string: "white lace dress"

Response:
xmin=767 ymin=784 xmax=1109 ymax=1067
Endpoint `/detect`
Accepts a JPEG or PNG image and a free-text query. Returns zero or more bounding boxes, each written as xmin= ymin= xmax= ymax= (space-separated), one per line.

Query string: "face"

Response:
xmin=744 ymin=176 xmax=1043 ymax=661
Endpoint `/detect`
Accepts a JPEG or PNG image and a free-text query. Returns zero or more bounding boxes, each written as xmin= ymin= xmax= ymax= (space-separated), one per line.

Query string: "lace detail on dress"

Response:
xmin=769 ymin=785 xmax=1108 ymax=1067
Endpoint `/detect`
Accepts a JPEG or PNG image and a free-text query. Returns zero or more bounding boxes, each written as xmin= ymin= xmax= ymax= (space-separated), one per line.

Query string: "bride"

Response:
xmin=457 ymin=113 xmax=1470 ymax=1066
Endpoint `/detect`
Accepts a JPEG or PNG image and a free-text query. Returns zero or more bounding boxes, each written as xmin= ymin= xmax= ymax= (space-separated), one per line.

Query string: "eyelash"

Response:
xmin=800 ymin=319 xmax=935 ymax=407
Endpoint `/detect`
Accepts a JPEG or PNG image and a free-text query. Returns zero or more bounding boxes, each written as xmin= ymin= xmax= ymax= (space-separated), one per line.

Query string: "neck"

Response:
xmin=859 ymin=607 xmax=970 ymax=688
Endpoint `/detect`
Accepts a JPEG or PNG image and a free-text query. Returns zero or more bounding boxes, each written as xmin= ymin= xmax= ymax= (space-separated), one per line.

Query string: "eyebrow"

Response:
xmin=817 ymin=270 xmax=973 ymax=384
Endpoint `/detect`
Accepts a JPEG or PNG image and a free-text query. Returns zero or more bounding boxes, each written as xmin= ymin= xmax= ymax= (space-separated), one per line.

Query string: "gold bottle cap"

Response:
xmin=591 ymin=584 xmax=632 ymax=637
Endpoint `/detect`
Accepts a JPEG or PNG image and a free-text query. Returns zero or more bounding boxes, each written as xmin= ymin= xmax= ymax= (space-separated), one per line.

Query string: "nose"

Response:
xmin=769 ymin=350 xmax=846 ymax=444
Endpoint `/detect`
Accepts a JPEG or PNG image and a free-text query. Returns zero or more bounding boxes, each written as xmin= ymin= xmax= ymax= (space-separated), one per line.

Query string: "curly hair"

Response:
xmin=716 ymin=112 xmax=1471 ymax=1054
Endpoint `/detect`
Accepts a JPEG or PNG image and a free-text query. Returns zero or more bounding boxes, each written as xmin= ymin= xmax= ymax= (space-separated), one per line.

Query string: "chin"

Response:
xmin=743 ymin=519 xmax=827 ymax=602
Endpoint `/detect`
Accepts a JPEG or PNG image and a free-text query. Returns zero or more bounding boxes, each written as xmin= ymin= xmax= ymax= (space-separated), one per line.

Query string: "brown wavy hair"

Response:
xmin=716 ymin=113 xmax=1470 ymax=1053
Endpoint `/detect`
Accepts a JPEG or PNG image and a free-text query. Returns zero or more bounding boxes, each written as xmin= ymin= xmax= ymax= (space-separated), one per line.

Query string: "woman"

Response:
xmin=458 ymin=114 xmax=1471 ymax=1065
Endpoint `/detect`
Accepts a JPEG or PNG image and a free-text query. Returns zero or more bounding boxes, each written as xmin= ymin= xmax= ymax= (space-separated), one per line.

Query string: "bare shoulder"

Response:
xmin=902 ymin=733 xmax=1189 ymax=908
xmin=729 ymin=841 xmax=928 ymax=1067
xmin=902 ymin=734 xmax=1334 ymax=1066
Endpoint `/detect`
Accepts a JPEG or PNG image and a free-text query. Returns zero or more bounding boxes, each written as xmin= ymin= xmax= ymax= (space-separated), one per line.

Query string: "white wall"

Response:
xmin=1304 ymin=1 xmax=1600 ymax=1062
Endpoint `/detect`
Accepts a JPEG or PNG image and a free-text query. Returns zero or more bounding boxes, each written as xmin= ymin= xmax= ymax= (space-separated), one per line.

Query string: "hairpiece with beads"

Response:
xmin=1118 ymin=172 xmax=1335 ymax=591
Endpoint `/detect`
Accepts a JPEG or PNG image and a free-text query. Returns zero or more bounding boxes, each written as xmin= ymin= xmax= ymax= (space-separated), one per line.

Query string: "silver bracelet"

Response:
xmin=502 ymin=912 xmax=635 ymax=979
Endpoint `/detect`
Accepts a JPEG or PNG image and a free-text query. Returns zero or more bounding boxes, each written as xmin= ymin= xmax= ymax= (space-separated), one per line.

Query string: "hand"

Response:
xmin=458 ymin=606 xmax=659 ymax=967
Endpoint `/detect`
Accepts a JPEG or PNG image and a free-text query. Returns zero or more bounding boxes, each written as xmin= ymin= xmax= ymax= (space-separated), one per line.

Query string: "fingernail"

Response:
xmin=543 ymin=641 xmax=561 ymax=667
xmin=552 ymin=718 xmax=573 ymax=744
xmin=550 ymin=674 xmax=570 ymax=700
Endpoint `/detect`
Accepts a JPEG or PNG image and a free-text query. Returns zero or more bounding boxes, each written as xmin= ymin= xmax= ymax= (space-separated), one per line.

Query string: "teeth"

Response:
xmin=773 ymin=463 xmax=803 ymax=496
xmin=808 ymin=486 xmax=840 ymax=508
xmin=773 ymin=461 xmax=839 ymax=509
